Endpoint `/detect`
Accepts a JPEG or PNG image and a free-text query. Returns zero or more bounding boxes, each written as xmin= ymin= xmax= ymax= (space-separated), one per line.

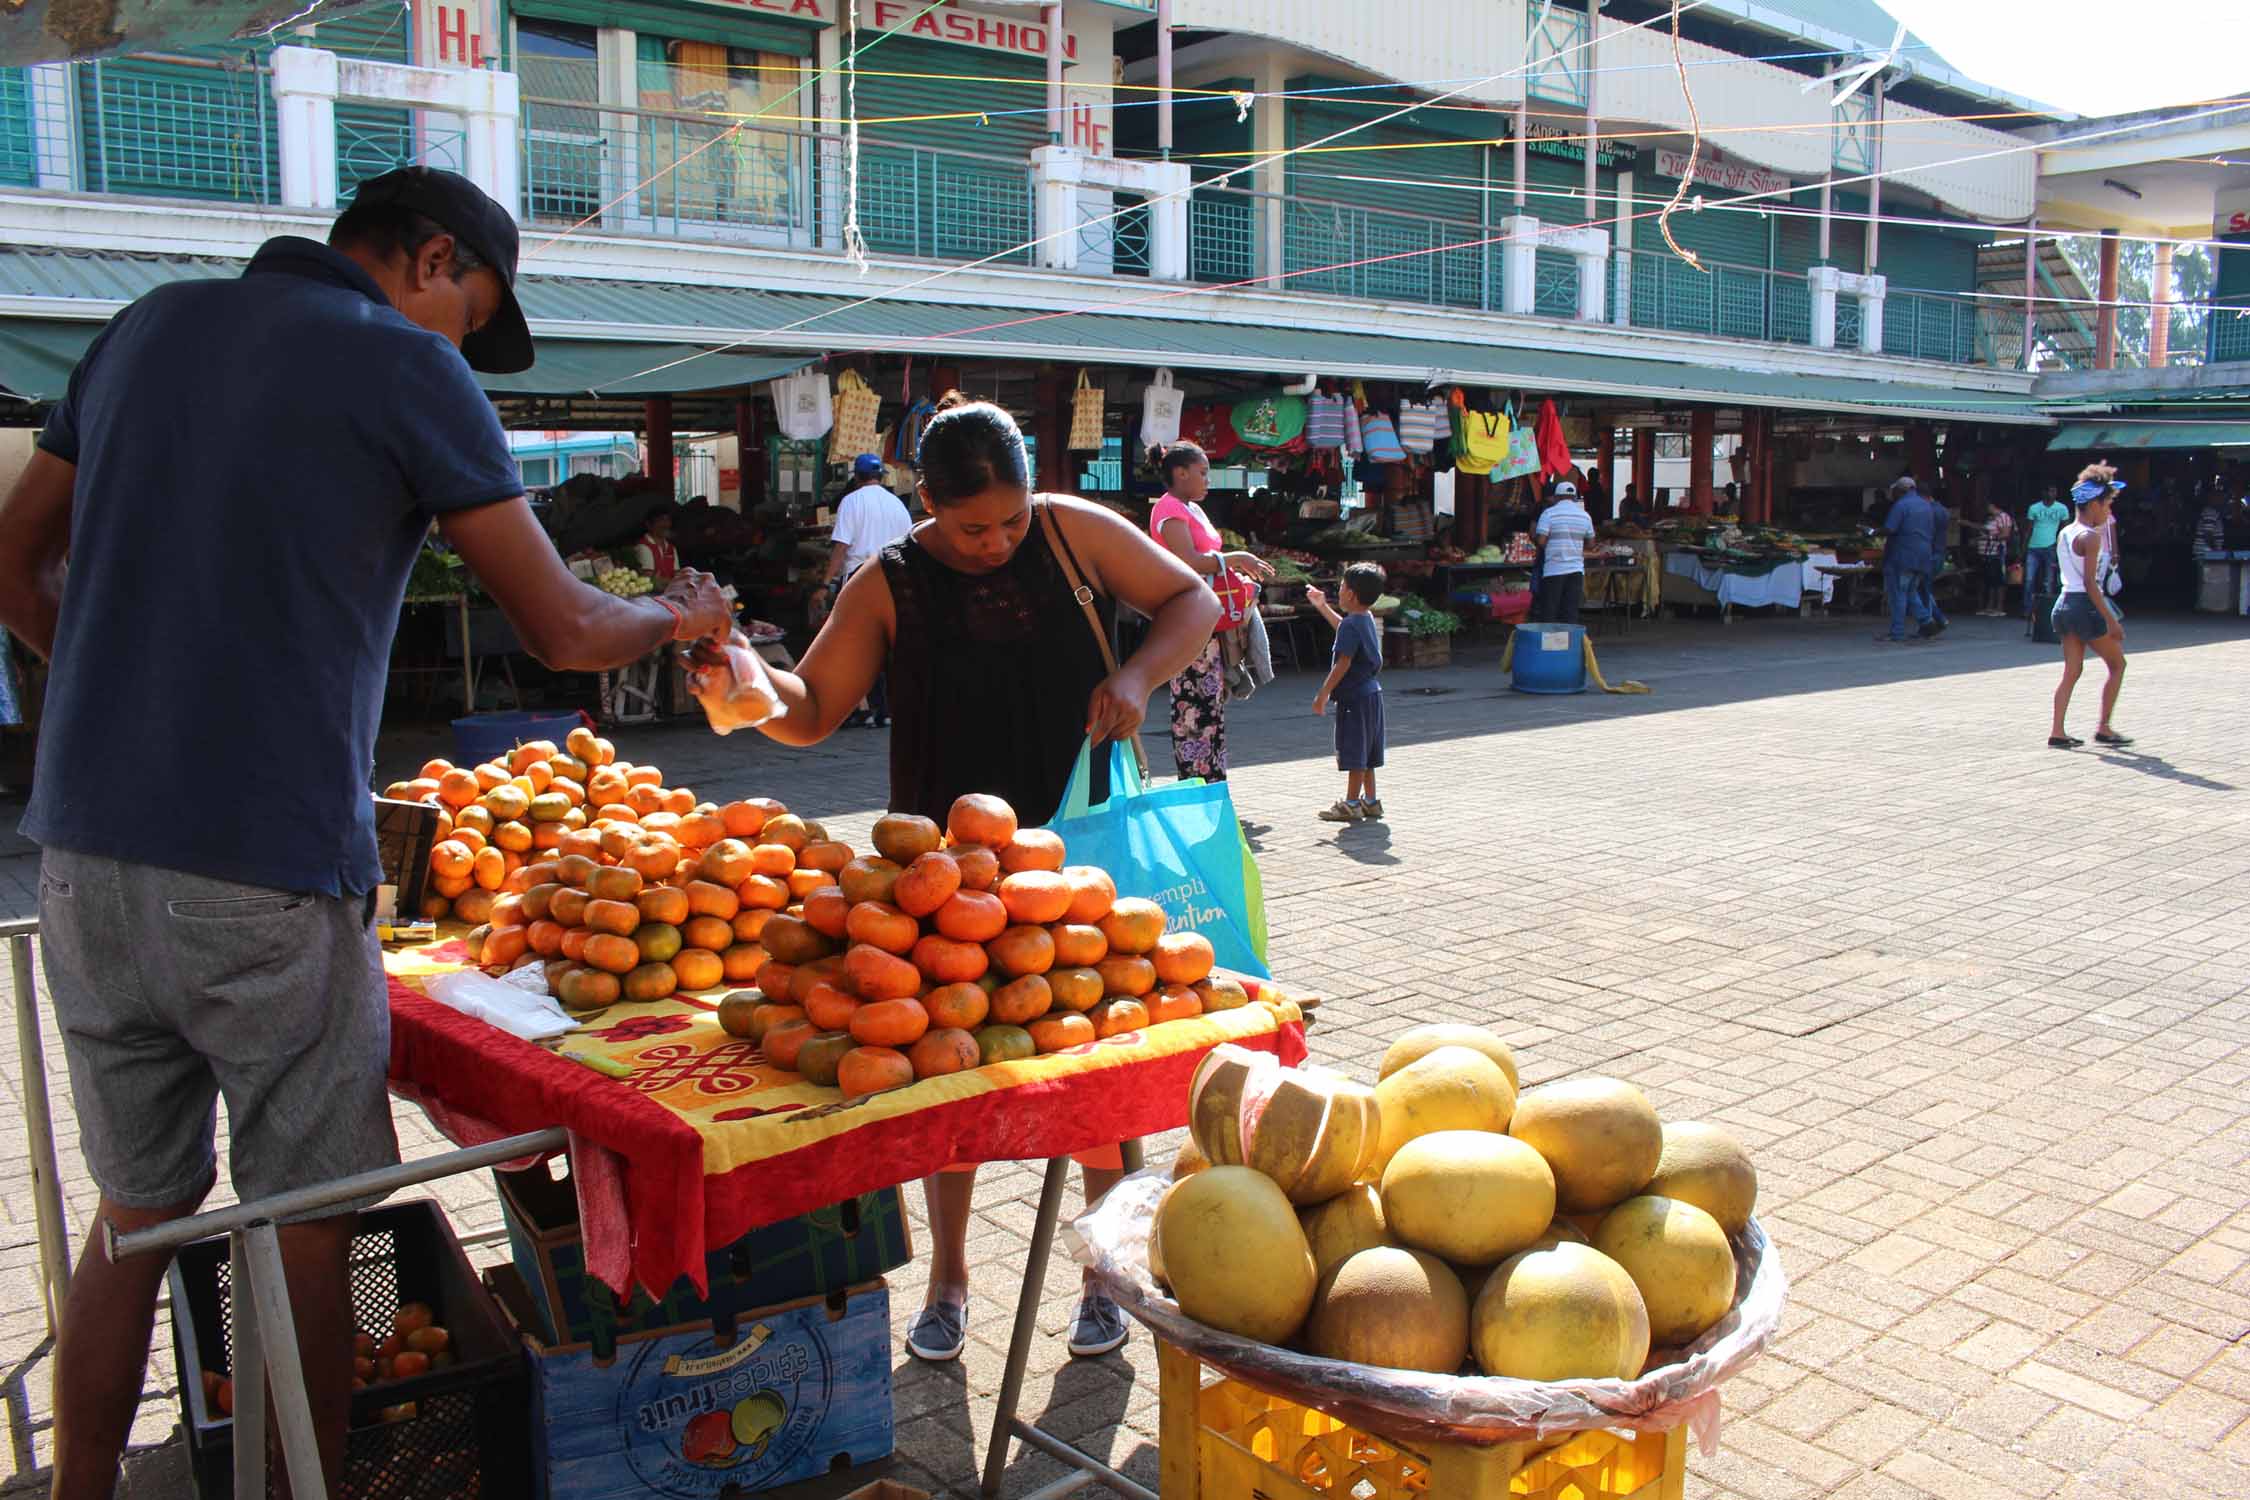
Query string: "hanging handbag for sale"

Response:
xmin=1140 ymin=367 xmax=1184 ymax=449
xmin=1361 ymin=409 xmax=1406 ymax=463
xmin=1305 ymin=391 xmax=1347 ymax=449
xmin=830 ymin=369 xmax=881 ymax=460
xmin=1230 ymin=392 xmax=1307 ymax=450
xmin=1493 ymin=398 xmax=1540 ymax=481
xmin=769 ymin=368 xmax=833 ymax=441
xmin=1069 ymin=369 xmax=1106 ymax=451
xmin=1456 ymin=405 xmax=1512 ymax=477
xmin=1396 ymin=397 xmax=1443 ymax=454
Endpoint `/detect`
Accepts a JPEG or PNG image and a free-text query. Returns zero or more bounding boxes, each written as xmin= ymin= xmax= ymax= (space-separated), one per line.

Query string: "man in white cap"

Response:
xmin=1534 ymin=479 xmax=1597 ymax=624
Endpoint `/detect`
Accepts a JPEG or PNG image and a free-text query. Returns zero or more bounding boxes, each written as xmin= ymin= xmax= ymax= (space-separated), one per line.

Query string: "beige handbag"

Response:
xmin=831 ymin=369 xmax=881 ymax=460
xmin=1068 ymin=369 xmax=1105 ymax=451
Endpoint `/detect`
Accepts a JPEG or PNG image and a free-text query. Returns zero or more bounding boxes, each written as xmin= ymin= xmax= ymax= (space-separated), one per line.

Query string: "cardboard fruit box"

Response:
xmin=495 ymin=1159 xmax=912 ymax=1351
xmin=490 ymin=1267 xmax=894 ymax=1500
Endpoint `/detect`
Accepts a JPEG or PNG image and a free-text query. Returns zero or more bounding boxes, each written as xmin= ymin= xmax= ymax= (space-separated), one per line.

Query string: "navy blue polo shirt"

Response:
xmin=25 ymin=237 xmax=524 ymax=895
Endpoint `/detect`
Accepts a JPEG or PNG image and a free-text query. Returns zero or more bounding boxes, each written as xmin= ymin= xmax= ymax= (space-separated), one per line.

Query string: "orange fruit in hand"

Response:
xmin=947 ymin=793 xmax=1018 ymax=850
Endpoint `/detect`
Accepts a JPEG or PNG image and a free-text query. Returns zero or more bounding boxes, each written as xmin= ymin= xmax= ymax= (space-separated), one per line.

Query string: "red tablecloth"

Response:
xmin=386 ymin=971 xmax=1306 ymax=1299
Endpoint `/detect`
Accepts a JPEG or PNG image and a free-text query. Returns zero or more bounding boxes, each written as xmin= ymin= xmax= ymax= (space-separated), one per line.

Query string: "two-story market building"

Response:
xmin=0 ymin=0 xmax=2242 ymax=605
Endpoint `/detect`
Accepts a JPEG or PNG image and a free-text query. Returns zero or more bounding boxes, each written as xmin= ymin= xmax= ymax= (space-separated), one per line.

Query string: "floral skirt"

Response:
xmin=1168 ymin=636 xmax=1228 ymax=782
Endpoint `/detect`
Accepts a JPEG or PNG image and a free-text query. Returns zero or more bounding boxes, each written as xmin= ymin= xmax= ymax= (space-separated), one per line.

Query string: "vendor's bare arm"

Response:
xmin=758 ymin=560 xmax=891 ymax=746
xmin=1060 ymin=498 xmax=1221 ymax=686
xmin=439 ymin=498 xmax=725 ymax=670
xmin=0 ymin=450 xmax=73 ymax=659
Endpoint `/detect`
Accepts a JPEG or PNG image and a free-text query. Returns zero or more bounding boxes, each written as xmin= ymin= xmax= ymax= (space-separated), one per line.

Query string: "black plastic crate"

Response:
xmin=167 ymin=1198 xmax=530 ymax=1500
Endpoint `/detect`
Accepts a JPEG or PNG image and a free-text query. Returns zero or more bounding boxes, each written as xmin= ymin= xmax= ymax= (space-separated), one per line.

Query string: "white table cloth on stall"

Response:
xmin=1663 ymin=552 xmax=1810 ymax=610
xmin=1801 ymin=551 xmax=1838 ymax=603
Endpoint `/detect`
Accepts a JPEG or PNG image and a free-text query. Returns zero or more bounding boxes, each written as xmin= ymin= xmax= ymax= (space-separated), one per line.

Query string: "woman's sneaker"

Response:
xmin=906 ymin=1299 xmax=966 ymax=1362
xmin=1318 ymin=800 xmax=1364 ymax=823
xmin=1067 ymin=1291 xmax=1129 ymax=1357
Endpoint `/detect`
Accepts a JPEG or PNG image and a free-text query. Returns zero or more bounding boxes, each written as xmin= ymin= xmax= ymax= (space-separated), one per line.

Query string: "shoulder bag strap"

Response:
xmin=1037 ymin=499 xmax=1150 ymax=780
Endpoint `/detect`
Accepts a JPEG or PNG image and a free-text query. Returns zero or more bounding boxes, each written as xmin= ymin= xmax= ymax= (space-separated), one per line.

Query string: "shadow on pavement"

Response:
xmin=2093 ymin=748 xmax=2236 ymax=793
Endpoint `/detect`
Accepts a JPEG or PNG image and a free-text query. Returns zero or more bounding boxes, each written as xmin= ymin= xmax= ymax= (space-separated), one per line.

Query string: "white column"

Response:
xmin=271 ymin=47 xmax=340 ymax=210
xmin=1859 ymin=274 xmax=1886 ymax=353
xmin=1251 ymin=57 xmax=1286 ymax=286
xmin=1032 ymin=145 xmax=1084 ymax=272
xmin=26 ymin=65 xmax=74 ymax=189
xmin=459 ymin=67 xmax=520 ymax=218
xmin=1500 ymin=216 xmax=1539 ymax=315
xmin=1142 ymin=160 xmax=1193 ymax=280
xmin=1611 ymin=167 xmax=1633 ymax=327
xmin=1808 ymin=265 xmax=1840 ymax=349
xmin=597 ymin=27 xmax=636 ymax=232
xmin=1573 ymin=238 xmax=1610 ymax=321
xmin=816 ymin=25 xmax=843 ymax=251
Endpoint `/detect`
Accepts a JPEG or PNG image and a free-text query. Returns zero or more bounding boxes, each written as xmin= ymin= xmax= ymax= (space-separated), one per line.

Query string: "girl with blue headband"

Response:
xmin=2048 ymin=463 xmax=2131 ymax=749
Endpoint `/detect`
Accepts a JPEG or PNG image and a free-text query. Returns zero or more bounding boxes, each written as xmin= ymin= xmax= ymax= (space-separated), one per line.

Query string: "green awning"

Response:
xmin=2048 ymin=421 xmax=2250 ymax=451
xmin=0 ymin=318 xmax=809 ymax=402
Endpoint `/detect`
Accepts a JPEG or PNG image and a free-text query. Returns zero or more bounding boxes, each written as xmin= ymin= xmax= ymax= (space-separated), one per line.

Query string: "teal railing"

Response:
xmin=1192 ymin=183 xmax=1495 ymax=308
xmin=853 ymin=138 xmax=1032 ymax=264
xmin=2209 ymin=305 xmax=2250 ymax=364
xmin=1883 ymin=290 xmax=1979 ymax=364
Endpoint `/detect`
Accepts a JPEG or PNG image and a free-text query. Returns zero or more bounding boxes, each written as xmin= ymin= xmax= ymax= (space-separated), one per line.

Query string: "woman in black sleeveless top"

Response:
xmin=750 ymin=394 xmax=1218 ymax=1363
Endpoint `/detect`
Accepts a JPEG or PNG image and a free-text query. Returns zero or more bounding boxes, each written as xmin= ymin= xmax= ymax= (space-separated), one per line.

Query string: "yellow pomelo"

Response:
xmin=1470 ymin=1242 xmax=1651 ymax=1382
xmin=1188 ymin=1046 xmax=1382 ymax=1205
xmin=1593 ymin=1195 xmax=1738 ymax=1347
xmin=1644 ymin=1122 xmax=1758 ymax=1235
xmin=1371 ymin=1046 xmax=1516 ymax=1171
xmin=1379 ymin=1023 xmax=1519 ymax=1089
xmin=1300 ymin=1183 xmax=1391 ymax=1280
xmin=1381 ymin=1130 xmax=1555 ymax=1266
xmin=1304 ymin=1247 xmax=1469 ymax=1374
xmin=1507 ymin=1077 xmax=1662 ymax=1213
xmin=1155 ymin=1165 xmax=1318 ymax=1345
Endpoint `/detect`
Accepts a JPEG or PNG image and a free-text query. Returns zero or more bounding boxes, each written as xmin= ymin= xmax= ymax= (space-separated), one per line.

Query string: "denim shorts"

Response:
xmin=2052 ymin=593 xmax=2114 ymax=642
xmin=1334 ymin=690 xmax=1386 ymax=772
xmin=36 ymin=848 xmax=399 ymax=1215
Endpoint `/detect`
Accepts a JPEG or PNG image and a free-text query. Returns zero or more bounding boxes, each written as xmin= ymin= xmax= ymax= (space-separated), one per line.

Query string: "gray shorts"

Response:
xmin=37 ymin=848 xmax=399 ymax=1215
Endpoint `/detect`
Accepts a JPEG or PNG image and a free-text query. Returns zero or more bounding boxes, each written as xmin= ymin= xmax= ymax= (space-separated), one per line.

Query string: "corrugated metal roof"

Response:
xmin=0 ymin=245 xmax=2049 ymax=422
xmin=2050 ymin=421 xmax=2250 ymax=452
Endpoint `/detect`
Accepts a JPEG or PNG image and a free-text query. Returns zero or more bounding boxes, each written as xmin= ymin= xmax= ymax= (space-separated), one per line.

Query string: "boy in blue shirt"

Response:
xmin=1309 ymin=563 xmax=1387 ymax=822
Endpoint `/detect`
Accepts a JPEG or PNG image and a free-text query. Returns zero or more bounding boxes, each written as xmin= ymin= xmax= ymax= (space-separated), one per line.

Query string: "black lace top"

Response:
xmin=880 ymin=499 xmax=1114 ymax=825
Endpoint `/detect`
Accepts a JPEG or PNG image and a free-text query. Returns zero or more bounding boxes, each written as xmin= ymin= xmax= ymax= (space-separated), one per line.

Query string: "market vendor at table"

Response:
xmin=742 ymin=391 xmax=1220 ymax=1364
xmin=631 ymin=504 xmax=681 ymax=584
xmin=0 ymin=167 xmax=731 ymax=1500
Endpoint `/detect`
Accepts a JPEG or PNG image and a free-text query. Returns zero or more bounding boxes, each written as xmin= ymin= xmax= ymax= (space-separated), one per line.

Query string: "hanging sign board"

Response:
xmin=2217 ymin=188 xmax=2250 ymax=238
xmin=1655 ymin=149 xmax=1790 ymax=196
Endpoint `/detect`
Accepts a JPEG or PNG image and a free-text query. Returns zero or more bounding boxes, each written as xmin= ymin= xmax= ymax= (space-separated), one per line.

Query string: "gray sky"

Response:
xmin=1877 ymin=0 xmax=2250 ymax=116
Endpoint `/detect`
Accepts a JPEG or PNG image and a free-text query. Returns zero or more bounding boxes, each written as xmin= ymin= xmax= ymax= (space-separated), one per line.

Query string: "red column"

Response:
xmin=1595 ymin=425 xmax=1617 ymax=518
xmin=644 ymin=398 xmax=675 ymax=491
xmin=1035 ymin=365 xmax=1068 ymax=491
xmin=2095 ymin=229 xmax=2120 ymax=371
xmin=1689 ymin=408 xmax=1715 ymax=514
xmin=1632 ymin=426 xmax=1655 ymax=506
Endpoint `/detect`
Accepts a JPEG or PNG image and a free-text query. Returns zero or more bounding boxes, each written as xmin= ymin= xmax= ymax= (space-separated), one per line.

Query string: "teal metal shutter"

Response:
xmin=1878 ymin=225 xmax=1979 ymax=361
xmin=1286 ymin=98 xmax=1488 ymax=307
xmin=0 ymin=70 xmax=34 ymax=187
xmin=2214 ymin=236 xmax=2250 ymax=362
xmin=1523 ymin=149 xmax=1608 ymax=316
xmin=1878 ymin=225 xmax=1976 ymax=295
xmin=1174 ymin=75 xmax=1256 ymax=283
xmin=850 ymin=37 xmax=1043 ymax=263
xmin=78 ymin=53 xmax=279 ymax=202
xmin=1627 ymin=172 xmax=1771 ymax=337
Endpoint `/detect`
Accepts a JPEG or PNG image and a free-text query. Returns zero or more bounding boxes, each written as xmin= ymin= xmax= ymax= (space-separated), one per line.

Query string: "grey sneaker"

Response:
xmin=1318 ymin=800 xmax=1364 ymax=823
xmin=906 ymin=1299 xmax=966 ymax=1362
xmin=1067 ymin=1291 xmax=1128 ymax=1357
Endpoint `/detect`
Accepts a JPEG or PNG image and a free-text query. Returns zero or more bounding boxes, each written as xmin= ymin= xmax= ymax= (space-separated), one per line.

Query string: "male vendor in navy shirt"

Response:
xmin=0 ymin=168 xmax=730 ymax=1499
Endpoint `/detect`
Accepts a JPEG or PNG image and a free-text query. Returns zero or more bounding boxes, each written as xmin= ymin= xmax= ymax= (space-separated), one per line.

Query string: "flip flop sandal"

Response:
xmin=2094 ymin=731 xmax=2134 ymax=746
xmin=2047 ymin=736 xmax=2083 ymax=750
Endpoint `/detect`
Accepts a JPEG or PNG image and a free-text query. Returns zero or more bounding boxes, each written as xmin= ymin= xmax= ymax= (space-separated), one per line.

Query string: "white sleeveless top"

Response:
xmin=2056 ymin=521 xmax=2107 ymax=595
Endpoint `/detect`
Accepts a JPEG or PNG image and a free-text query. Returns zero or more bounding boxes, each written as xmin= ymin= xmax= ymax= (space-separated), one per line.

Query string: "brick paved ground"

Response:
xmin=1 ymin=609 xmax=2247 ymax=1498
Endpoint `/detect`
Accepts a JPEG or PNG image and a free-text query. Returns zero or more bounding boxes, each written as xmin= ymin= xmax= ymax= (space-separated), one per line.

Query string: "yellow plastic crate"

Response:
xmin=1155 ymin=1341 xmax=1685 ymax=1500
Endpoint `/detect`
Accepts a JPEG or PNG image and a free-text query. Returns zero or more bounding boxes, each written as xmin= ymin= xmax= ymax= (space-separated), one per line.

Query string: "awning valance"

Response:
xmin=2048 ymin=421 xmax=2250 ymax=452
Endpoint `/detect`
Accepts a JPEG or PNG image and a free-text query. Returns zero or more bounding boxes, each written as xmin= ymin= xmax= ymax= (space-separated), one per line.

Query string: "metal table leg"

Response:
xmin=980 ymin=1144 xmax=1156 ymax=1500
xmin=8 ymin=924 xmax=71 ymax=1337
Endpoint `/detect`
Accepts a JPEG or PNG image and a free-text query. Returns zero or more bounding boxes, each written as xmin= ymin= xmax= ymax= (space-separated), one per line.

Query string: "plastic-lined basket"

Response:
xmin=167 ymin=1199 xmax=530 ymax=1500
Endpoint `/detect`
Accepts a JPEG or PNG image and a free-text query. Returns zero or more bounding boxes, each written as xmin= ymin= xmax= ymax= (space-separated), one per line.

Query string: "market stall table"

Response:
xmin=1661 ymin=550 xmax=1818 ymax=622
xmin=382 ymin=935 xmax=1309 ymax=1496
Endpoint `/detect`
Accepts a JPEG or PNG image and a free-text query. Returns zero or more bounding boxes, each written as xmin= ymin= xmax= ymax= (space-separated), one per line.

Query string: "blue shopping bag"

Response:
xmin=1041 ymin=740 xmax=1270 ymax=980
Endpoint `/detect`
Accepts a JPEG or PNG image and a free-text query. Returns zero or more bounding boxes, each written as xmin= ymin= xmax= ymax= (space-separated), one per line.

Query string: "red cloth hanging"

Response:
xmin=1534 ymin=398 xmax=1571 ymax=481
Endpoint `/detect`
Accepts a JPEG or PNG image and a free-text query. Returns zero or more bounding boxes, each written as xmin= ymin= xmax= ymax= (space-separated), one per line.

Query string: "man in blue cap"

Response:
xmin=822 ymin=454 xmax=912 ymax=726
xmin=1878 ymin=475 xmax=1942 ymax=643
xmin=0 ymin=167 xmax=729 ymax=1498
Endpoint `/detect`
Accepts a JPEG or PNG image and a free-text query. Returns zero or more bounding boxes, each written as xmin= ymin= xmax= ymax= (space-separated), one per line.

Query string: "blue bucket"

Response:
xmin=451 ymin=710 xmax=587 ymax=768
xmin=1510 ymin=623 xmax=1588 ymax=694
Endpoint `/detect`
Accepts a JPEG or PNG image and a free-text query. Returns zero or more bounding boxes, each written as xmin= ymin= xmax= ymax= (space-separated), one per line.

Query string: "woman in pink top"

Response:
xmin=1149 ymin=442 xmax=1273 ymax=781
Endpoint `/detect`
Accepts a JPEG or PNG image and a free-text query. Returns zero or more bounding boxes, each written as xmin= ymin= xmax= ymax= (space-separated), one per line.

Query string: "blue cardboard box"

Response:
xmin=492 ymin=1268 xmax=894 ymax=1499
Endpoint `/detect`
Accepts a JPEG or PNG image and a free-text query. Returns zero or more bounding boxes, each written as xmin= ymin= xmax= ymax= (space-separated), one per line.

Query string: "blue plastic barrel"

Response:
xmin=451 ymin=710 xmax=586 ymax=768
xmin=1510 ymin=622 xmax=1588 ymax=694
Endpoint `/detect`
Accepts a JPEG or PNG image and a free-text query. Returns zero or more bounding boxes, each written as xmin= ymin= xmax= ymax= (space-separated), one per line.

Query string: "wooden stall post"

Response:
xmin=1632 ymin=425 xmax=1656 ymax=507
xmin=1689 ymin=408 xmax=1715 ymax=514
xmin=1035 ymin=365 xmax=1068 ymax=491
xmin=1595 ymin=424 xmax=1617 ymax=516
xmin=734 ymin=398 xmax=765 ymax=509
xmin=645 ymin=398 xmax=675 ymax=493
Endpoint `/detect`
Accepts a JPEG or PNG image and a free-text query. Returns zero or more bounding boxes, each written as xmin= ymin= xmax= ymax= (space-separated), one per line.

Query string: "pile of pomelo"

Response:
xmin=722 ymin=792 xmax=1250 ymax=1100
xmin=1152 ymin=1024 xmax=1758 ymax=1384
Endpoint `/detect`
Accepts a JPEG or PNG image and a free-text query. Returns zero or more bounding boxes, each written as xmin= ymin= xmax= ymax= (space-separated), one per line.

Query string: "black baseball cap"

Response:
xmin=347 ymin=167 xmax=533 ymax=374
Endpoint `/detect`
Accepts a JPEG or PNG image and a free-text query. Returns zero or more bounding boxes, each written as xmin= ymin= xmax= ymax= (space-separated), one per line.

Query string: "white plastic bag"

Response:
xmin=1067 ymin=1169 xmax=1787 ymax=1457
xmin=685 ymin=629 xmax=783 ymax=735
xmin=1141 ymin=368 xmax=1184 ymax=448
xmin=424 ymin=967 xmax=576 ymax=1042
